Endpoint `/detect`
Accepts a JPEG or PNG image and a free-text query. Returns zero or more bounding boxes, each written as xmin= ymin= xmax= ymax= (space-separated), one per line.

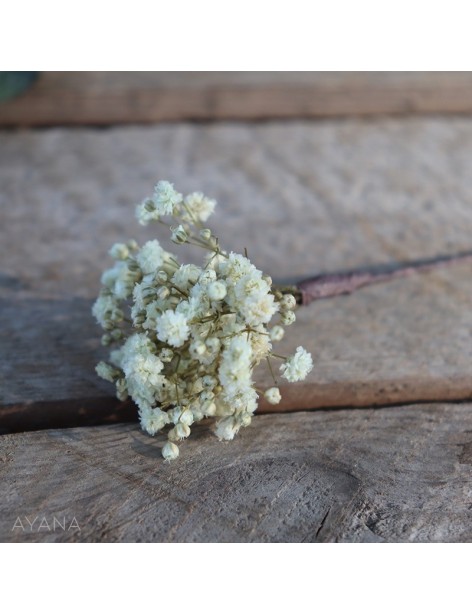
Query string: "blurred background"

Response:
xmin=3 ymin=71 xmax=472 ymax=298
xmin=3 ymin=71 xmax=472 ymax=125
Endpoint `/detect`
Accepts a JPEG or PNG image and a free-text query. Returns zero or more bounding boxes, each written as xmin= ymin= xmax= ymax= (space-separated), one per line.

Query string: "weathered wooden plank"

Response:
xmin=4 ymin=120 xmax=472 ymax=300
xmin=1 ymin=404 xmax=471 ymax=542
xmin=4 ymin=72 xmax=472 ymax=126
xmin=3 ymin=262 xmax=472 ymax=433
xmin=3 ymin=119 xmax=472 ymax=429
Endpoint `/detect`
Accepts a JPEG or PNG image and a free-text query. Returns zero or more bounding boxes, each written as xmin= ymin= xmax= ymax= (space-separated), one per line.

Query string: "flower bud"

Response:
xmin=156 ymin=270 xmax=168 ymax=283
xmin=169 ymin=424 xmax=190 ymax=441
xmin=270 ymin=325 xmax=285 ymax=342
xmin=199 ymin=228 xmax=212 ymax=241
xmin=171 ymin=224 xmax=188 ymax=244
xmin=95 ymin=361 xmax=118 ymax=383
xmin=280 ymin=294 xmax=296 ymax=311
xmin=180 ymin=409 xmax=194 ymax=426
xmin=189 ymin=378 xmax=204 ymax=395
xmin=205 ymin=337 xmax=220 ymax=354
xmin=110 ymin=329 xmax=124 ymax=341
xmin=142 ymin=288 xmax=156 ymax=305
xmin=200 ymin=390 xmax=215 ymax=403
xmin=281 ymin=310 xmax=296 ymax=326
xmin=202 ymin=400 xmax=216 ymax=416
xmin=238 ymin=412 xmax=252 ymax=427
xmin=175 ymin=423 xmax=191 ymax=439
xmin=190 ymin=340 xmax=206 ymax=357
xmin=202 ymin=375 xmax=217 ymax=389
xmin=116 ymin=379 xmax=128 ymax=402
xmin=144 ymin=198 xmax=156 ymax=212
xmin=109 ymin=243 xmax=129 ymax=260
xmin=169 ymin=407 xmax=182 ymax=424
xmin=133 ymin=311 xmax=146 ymax=326
xmin=159 ymin=348 xmax=174 ymax=362
xmin=191 ymin=406 xmax=204 ymax=421
xmin=157 ymin=286 xmax=170 ymax=300
xmin=162 ymin=441 xmax=179 ymax=461
xmin=126 ymin=260 xmax=140 ymax=273
xmin=264 ymin=387 xmax=282 ymax=405
xmin=127 ymin=239 xmax=139 ymax=251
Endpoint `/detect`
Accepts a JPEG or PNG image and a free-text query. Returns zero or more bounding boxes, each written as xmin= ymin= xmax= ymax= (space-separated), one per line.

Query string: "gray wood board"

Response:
xmin=4 ymin=72 xmax=472 ymax=125
xmin=3 ymin=119 xmax=472 ymax=428
xmin=1 ymin=404 xmax=471 ymax=542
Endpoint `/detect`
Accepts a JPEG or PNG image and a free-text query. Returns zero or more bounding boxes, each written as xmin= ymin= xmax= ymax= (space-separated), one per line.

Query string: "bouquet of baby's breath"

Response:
xmin=93 ymin=181 xmax=313 ymax=460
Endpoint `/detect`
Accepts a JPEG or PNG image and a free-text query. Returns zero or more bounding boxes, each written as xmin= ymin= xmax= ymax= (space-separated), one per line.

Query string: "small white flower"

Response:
xmin=172 ymin=264 xmax=201 ymax=291
xmin=177 ymin=296 xmax=208 ymax=322
xmin=92 ymin=293 xmax=123 ymax=327
xmin=153 ymin=180 xmax=182 ymax=216
xmin=109 ymin=243 xmax=130 ymax=260
xmin=241 ymin=292 xmax=278 ymax=326
xmin=139 ymin=407 xmax=169 ymax=436
xmin=156 ymin=310 xmax=190 ymax=347
xmin=136 ymin=197 xmax=158 ymax=226
xmin=207 ymin=280 xmax=227 ymax=301
xmin=264 ymin=387 xmax=281 ymax=405
xmin=280 ymin=346 xmax=313 ymax=382
xmin=137 ymin=240 xmax=166 ymax=275
xmin=214 ymin=416 xmax=239 ymax=441
xmin=162 ymin=441 xmax=179 ymax=461
xmin=183 ymin=191 xmax=216 ymax=223
xmin=218 ymin=336 xmax=253 ymax=400
xmin=219 ymin=252 xmax=255 ymax=283
xmin=249 ymin=326 xmax=272 ymax=364
xmin=95 ymin=361 xmax=118 ymax=383
xmin=101 ymin=261 xmax=136 ymax=299
xmin=168 ymin=407 xmax=182 ymax=424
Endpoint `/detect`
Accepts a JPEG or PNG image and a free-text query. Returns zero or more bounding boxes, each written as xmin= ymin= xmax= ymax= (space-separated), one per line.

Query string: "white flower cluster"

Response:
xmin=93 ymin=180 xmax=313 ymax=460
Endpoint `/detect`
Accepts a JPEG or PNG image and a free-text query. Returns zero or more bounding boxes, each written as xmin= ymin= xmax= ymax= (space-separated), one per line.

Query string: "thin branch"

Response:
xmin=289 ymin=250 xmax=472 ymax=306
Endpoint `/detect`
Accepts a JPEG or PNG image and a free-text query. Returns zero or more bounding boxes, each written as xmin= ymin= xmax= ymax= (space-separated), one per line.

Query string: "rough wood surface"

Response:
xmin=3 ymin=118 xmax=472 ymax=429
xmin=4 ymin=72 xmax=472 ymax=126
xmin=1 ymin=404 xmax=471 ymax=542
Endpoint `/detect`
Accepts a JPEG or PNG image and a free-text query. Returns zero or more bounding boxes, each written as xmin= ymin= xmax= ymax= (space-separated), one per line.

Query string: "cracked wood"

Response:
xmin=1 ymin=405 xmax=471 ymax=542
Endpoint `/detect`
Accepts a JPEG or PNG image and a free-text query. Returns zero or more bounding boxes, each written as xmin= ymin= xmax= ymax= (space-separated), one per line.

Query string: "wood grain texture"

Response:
xmin=3 ymin=264 xmax=472 ymax=433
xmin=3 ymin=72 xmax=472 ymax=126
xmin=1 ymin=405 xmax=471 ymax=542
xmin=3 ymin=119 xmax=472 ymax=429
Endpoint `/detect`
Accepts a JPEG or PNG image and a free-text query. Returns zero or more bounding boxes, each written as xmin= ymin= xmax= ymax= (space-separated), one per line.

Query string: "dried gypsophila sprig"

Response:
xmin=92 ymin=180 xmax=313 ymax=460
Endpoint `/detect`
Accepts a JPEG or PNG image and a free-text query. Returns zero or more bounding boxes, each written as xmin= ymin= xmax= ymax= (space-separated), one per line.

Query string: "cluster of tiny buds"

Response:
xmin=93 ymin=180 xmax=313 ymax=460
